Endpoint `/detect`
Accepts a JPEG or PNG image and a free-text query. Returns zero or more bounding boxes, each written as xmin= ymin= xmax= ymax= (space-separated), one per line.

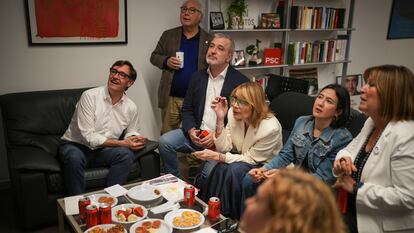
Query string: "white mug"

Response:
xmin=176 ymin=52 xmax=184 ymax=68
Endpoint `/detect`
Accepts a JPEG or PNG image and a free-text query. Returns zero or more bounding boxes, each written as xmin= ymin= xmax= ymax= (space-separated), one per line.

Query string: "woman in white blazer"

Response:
xmin=333 ymin=65 xmax=414 ymax=233
xmin=193 ymin=82 xmax=283 ymax=219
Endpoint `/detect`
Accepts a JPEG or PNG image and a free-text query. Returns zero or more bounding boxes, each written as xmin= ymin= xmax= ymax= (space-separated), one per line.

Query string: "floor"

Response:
xmin=0 ymin=156 xmax=191 ymax=233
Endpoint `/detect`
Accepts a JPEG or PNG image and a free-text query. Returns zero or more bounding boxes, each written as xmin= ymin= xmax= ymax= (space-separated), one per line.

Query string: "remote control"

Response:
xmin=148 ymin=176 xmax=178 ymax=186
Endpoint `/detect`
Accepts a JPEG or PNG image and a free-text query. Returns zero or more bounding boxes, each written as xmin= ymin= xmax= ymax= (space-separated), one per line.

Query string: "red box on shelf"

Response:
xmin=264 ymin=48 xmax=282 ymax=65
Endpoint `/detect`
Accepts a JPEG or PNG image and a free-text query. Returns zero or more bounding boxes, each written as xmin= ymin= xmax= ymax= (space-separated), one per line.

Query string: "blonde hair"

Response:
xmin=363 ymin=65 xmax=414 ymax=122
xmin=231 ymin=82 xmax=272 ymax=128
xmin=261 ymin=169 xmax=346 ymax=233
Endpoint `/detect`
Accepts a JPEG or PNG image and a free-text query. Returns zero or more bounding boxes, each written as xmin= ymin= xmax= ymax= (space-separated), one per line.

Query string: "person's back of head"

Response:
xmin=243 ymin=168 xmax=346 ymax=233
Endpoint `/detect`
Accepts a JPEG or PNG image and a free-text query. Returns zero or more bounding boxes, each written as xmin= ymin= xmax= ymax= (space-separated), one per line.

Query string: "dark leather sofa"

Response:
xmin=270 ymin=92 xmax=367 ymax=143
xmin=0 ymin=88 xmax=161 ymax=229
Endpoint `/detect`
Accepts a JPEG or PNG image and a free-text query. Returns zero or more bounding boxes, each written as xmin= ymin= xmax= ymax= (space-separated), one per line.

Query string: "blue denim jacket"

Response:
xmin=264 ymin=116 xmax=352 ymax=185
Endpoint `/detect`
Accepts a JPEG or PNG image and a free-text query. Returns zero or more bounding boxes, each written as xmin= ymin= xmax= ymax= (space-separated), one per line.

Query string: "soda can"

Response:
xmin=183 ymin=185 xmax=195 ymax=207
xmin=85 ymin=204 xmax=99 ymax=228
xmin=208 ymin=197 xmax=221 ymax=221
xmin=99 ymin=203 xmax=112 ymax=224
xmin=78 ymin=197 xmax=91 ymax=221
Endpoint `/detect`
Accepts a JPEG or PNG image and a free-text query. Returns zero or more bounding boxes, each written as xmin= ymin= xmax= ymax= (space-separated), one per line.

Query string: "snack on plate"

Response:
xmin=88 ymin=224 xmax=125 ymax=233
xmin=134 ymin=220 xmax=162 ymax=233
xmin=154 ymin=189 xmax=161 ymax=195
xmin=116 ymin=207 xmax=144 ymax=222
xmin=98 ymin=196 xmax=115 ymax=206
xmin=172 ymin=211 xmax=201 ymax=228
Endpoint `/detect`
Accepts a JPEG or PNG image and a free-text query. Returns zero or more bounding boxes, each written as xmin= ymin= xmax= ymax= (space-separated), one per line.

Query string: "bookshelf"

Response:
xmin=206 ymin=0 xmax=356 ymax=91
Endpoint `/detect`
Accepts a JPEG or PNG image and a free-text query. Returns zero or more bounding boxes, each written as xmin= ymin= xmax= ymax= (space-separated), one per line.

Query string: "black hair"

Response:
xmin=319 ymin=83 xmax=350 ymax=128
xmin=111 ymin=60 xmax=137 ymax=81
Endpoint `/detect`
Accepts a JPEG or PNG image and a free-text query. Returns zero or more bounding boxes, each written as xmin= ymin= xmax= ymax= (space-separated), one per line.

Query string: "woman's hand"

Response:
xmin=333 ymin=175 xmax=356 ymax=193
xmin=263 ymin=169 xmax=279 ymax=179
xmin=333 ymin=156 xmax=357 ymax=176
xmin=248 ymin=167 xmax=267 ymax=183
xmin=192 ymin=149 xmax=220 ymax=161
xmin=211 ymin=96 xmax=228 ymax=120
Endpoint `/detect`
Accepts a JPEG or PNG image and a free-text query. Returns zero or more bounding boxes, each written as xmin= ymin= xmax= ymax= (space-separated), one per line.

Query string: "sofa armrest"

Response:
xmin=10 ymin=146 xmax=61 ymax=172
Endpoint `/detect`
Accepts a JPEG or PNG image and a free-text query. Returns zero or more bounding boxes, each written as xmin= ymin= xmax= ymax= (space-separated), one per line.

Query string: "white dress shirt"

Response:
xmin=200 ymin=65 xmax=228 ymax=131
xmin=62 ymin=86 xmax=140 ymax=149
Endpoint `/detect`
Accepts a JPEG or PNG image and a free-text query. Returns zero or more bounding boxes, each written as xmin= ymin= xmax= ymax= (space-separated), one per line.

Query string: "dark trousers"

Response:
xmin=59 ymin=141 xmax=134 ymax=195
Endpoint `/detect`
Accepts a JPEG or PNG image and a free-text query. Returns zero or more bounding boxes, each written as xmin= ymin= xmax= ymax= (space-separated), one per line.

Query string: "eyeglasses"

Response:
xmin=109 ymin=68 xmax=130 ymax=79
xmin=229 ymin=96 xmax=249 ymax=107
xmin=180 ymin=6 xmax=200 ymax=14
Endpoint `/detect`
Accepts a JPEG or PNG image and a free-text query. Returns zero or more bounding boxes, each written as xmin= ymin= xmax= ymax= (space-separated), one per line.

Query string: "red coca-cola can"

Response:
xmin=208 ymin=197 xmax=221 ymax=221
xmin=78 ymin=197 xmax=91 ymax=221
xmin=99 ymin=203 xmax=112 ymax=224
xmin=85 ymin=204 xmax=99 ymax=228
xmin=183 ymin=185 xmax=195 ymax=207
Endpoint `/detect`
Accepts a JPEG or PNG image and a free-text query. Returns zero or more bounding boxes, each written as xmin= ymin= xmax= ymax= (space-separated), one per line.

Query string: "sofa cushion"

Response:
xmin=0 ymin=88 xmax=88 ymax=155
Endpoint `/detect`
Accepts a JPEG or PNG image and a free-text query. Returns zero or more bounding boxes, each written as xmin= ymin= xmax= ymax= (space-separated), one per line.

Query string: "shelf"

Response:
xmin=289 ymin=28 xmax=355 ymax=32
xmin=211 ymin=28 xmax=290 ymax=33
xmin=234 ymin=64 xmax=288 ymax=71
xmin=287 ymin=60 xmax=351 ymax=67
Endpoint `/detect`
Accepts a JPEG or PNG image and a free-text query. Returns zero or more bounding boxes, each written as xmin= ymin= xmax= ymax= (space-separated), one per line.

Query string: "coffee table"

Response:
xmin=57 ymin=179 xmax=226 ymax=233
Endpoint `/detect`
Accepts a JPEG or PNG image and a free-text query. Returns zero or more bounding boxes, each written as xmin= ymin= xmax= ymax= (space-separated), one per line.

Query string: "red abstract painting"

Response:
xmin=34 ymin=0 xmax=119 ymax=38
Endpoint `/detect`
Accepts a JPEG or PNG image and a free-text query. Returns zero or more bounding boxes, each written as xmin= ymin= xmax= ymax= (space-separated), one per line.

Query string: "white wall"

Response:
xmin=0 ymin=0 xmax=413 ymax=185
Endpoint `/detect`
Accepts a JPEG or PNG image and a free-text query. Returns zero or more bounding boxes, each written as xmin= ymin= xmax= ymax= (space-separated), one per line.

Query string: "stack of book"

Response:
xmin=290 ymin=6 xmax=346 ymax=29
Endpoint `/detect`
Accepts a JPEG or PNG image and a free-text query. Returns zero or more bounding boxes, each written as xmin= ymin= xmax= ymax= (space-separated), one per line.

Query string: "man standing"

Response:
xmin=158 ymin=33 xmax=249 ymax=179
xmin=150 ymin=0 xmax=212 ymax=134
xmin=59 ymin=60 xmax=147 ymax=195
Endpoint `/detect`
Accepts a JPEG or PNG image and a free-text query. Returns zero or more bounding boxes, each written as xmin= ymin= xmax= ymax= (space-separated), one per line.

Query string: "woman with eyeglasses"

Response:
xmin=333 ymin=65 xmax=414 ymax=233
xmin=192 ymin=82 xmax=283 ymax=219
xmin=240 ymin=84 xmax=353 ymax=218
xmin=240 ymin=168 xmax=346 ymax=233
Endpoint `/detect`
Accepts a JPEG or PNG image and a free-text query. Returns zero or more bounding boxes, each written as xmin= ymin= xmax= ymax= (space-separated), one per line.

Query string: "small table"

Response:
xmin=57 ymin=179 xmax=226 ymax=233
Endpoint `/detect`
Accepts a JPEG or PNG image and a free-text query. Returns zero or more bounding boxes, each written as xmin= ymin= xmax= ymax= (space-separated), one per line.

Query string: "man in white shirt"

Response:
xmin=59 ymin=60 xmax=147 ymax=195
xmin=158 ymin=33 xmax=249 ymax=179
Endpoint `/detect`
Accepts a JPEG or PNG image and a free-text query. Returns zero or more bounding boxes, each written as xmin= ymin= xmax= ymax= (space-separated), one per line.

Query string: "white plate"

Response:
xmin=84 ymin=224 xmax=127 ymax=233
xmin=164 ymin=209 xmax=205 ymax=230
xmin=128 ymin=184 xmax=163 ymax=202
xmin=87 ymin=193 xmax=118 ymax=207
xmin=112 ymin=203 xmax=148 ymax=224
xmin=129 ymin=218 xmax=172 ymax=233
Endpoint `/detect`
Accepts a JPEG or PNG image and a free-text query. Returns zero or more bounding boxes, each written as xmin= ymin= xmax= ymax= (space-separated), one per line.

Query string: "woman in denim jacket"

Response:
xmin=240 ymin=84 xmax=353 ymax=215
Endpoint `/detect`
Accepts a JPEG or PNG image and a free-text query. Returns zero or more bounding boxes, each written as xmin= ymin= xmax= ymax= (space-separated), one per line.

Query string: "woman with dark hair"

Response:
xmin=241 ymin=84 xmax=353 ymax=216
xmin=333 ymin=65 xmax=414 ymax=233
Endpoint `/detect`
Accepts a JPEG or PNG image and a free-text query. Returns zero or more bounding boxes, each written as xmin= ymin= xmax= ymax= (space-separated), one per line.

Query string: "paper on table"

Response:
xmin=64 ymin=195 xmax=83 ymax=215
xmin=150 ymin=201 xmax=180 ymax=214
xmin=193 ymin=227 xmax=217 ymax=233
xmin=104 ymin=184 xmax=128 ymax=197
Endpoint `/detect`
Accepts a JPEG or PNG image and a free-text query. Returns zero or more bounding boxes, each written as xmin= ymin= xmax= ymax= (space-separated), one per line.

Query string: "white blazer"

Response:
xmin=336 ymin=118 xmax=414 ymax=233
xmin=214 ymin=108 xmax=283 ymax=165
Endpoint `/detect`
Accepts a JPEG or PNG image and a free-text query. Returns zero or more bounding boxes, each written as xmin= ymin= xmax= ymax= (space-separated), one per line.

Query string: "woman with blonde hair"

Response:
xmin=333 ymin=65 xmax=414 ymax=233
xmin=240 ymin=168 xmax=346 ymax=233
xmin=193 ymin=81 xmax=283 ymax=219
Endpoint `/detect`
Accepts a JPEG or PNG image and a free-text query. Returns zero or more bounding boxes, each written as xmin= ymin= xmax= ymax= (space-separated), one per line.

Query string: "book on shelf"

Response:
xmin=290 ymin=6 xmax=346 ymax=29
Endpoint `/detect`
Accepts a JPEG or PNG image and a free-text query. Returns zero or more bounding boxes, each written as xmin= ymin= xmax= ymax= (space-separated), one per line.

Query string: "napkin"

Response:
xmin=104 ymin=184 xmax=128 ymax=197
xmin=150 ymin=201 xmax=180 ymax=214
xmin=64 ymin=195 xmax=83 ymax=215
xmin=193 ymin=228 xmax=217 ymax=233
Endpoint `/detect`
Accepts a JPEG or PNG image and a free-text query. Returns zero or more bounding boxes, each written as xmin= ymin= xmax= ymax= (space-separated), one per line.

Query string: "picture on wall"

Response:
xmin=387 ymin=0 xmax=414 ymax=39
xmin=337 ymin=74 xmax=363 ymax=112
xmin=25 ymin=0 xmax=127 ymax=45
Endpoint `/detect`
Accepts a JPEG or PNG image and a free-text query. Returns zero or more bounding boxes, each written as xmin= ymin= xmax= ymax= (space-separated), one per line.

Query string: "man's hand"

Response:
xmin=167 ymin=57 xmax=182 ymax=70
xmin=248 ymin=167 xmax=267 ymax=183
xmin=125 ymin=135 xmax=147 ymax=151
xmin=263 ymin=169 xmax=279 ymax=179
xmin=192 ymin=149 xmax=220 ymax=161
